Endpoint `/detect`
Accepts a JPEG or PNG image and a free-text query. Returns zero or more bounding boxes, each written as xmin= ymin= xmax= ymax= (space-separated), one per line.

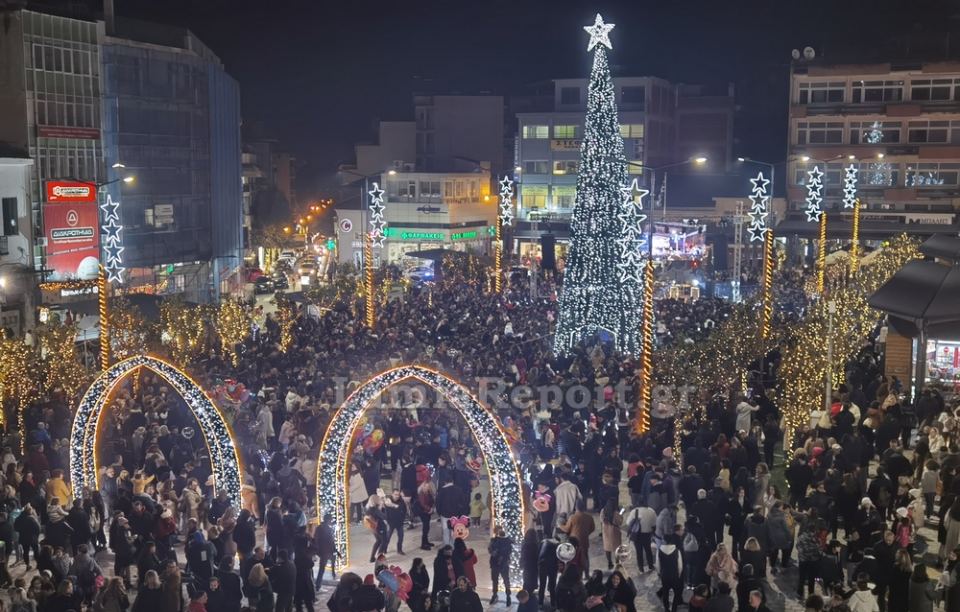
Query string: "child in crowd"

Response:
xmin=469 ymin=493 xmax=485 ymax=527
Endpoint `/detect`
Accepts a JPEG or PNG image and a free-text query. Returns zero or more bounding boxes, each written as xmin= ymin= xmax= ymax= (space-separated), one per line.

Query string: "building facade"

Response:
xmin=335 ymin=170 xmax=496 ymax=268
xmin=0 ymin=9 xmax=243 ymax=306
xmin=513 ymin=77 xmax=735 ymax=258
xmin=784 ymin=60 xmax=960 ymax=239
xmin=0 ymin=151 xmax=37 ymax=333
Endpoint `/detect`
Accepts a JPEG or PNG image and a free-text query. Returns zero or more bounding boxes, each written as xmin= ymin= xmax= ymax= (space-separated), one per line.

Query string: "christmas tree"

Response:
xmin=554 ymin=14 xmax=642 ymax=355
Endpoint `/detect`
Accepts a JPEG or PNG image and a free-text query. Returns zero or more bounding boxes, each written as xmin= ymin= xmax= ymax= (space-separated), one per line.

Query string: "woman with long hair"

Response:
xmin=889 ymin=548 xmax=912 ymax=611
xmin=93 ymin=577 xmax=129 ymax=612
xmin=408 ymin=557 xmax=430 ymax=612
xmin=365 ymin=493 xmax=388 ymax=563
xmin=604 ymin=569 xmax=637 ymax=612
xmin=910 ymin=562 xmax=936 ymax=612
xmin=244 ymin=563 xmax=276 ymax=612
xmin=941 ymin=499 xmax=960 ymax=564
xmin=601 ymin=497 xmax=623 ymax=570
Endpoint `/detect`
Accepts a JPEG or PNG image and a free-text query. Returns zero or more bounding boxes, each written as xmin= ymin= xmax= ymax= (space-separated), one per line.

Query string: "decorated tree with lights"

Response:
xmin=39 ymin=324 xmax=90 ymax=404
xmin=216 ymin=300 xmax=251 ymax=367
xmin=160 ymin=297 xmax=209 ymax=368
xmin=554 ymin=14 xmax=642 ymax=355
xmin=110 ymin=297 xmax=156 ymax=360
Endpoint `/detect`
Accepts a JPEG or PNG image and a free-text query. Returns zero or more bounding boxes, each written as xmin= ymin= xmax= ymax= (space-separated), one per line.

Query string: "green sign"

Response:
xmin=451 ymin=231 xmax=478 ymax=240
xmin=383 ymin=227 xmax=444 ymax=241
xmin=326 ymin=238 xmax=336 ymax=250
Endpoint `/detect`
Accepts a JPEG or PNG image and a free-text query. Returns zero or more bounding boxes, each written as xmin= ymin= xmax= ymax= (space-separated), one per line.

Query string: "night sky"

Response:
xmin=113 ymin=0 xmax=959 ymax=198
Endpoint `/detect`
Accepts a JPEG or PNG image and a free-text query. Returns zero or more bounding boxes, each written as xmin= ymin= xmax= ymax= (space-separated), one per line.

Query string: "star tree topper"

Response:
xmin=584 ymin=13 xmax=615 ymax=51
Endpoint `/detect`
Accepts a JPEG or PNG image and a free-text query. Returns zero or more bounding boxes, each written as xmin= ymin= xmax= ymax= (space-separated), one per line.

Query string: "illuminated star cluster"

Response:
xmin=498 ymin=176 xmax=514 ymax=226
xmin=583 ymin=13 xmax=615 ymax=51
xmin=747 ymin=172 xmax=770 ymax=242
xmin=316 ymin=366 xmax=525 ymax=575
xmin=368 ymin=183 xmax=386 ymax=248
xmin=69 ymin=355 xmax=242 ymax=508
xmin=804 ymin=166 xmax=824 ymax=222
xmin=615 ymin=179 xmax=649 ymax=283
xmin=100 ymin=195 xmax=124 ymax=283
xmin=843 ymin=164 xmax=859 ymax=209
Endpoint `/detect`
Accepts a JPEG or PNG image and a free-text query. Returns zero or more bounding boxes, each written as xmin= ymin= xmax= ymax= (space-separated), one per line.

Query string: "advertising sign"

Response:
xmin=38 ymin=126 xmax=101 ymax=140
xmin=46 ymin=181 xmax=97 ymax=203
xmin=43 ymin=201 xmax=101 ymax=280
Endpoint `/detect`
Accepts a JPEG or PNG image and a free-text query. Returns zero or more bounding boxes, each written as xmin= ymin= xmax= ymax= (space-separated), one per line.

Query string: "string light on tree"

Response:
xmin=746 ymin=172 xmax=770 ymax=242
xmin=843 ymin=165 xmax=859 ymax=209
xmin=216 ymin=300 xmax=250 ymax=367
xmin=368 ymin=183 xmax=386 ymax=248
xmin=555 ymin=13 xmax=641 ymax=355
xmin=804 ymin=166 xmax=824 ymax=223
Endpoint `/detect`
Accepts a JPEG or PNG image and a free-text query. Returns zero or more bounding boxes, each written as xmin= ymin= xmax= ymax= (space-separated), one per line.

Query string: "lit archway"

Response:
xmin=69 ymin=355 xmax=242 ymax=507
xmin=316 ymin=365 xmax=525 ymax=572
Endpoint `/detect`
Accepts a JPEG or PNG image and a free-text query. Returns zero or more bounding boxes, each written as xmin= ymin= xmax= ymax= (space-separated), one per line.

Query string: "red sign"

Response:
xmin=43 ymin=201 xmax=101 ymax=280
xmin=38 ymin=125 xmax=101 ymax=140
xmin=46 ymin=181 xmax=96 ymax=203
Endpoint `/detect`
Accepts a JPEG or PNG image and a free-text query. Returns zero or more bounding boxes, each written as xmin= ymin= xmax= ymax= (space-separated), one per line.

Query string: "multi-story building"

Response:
xmin=414 ymin=95 xmax=505 ymax=176
xmin=0 ymin=146 xmax=37 ymax=333
xmin=0 ymin=9 xmax=243 ymax=305
xmin=335 ymin=169 xmax=496 ymax=268
xmin=513 ymin=77 xmax=735 ymax=259
xmin=781 ymin=60 xmax=960 ymax=243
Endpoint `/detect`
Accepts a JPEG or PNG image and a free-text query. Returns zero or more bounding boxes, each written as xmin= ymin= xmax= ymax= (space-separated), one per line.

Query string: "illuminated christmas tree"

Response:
xmin=554 ymin=14 xmax=642 ymax=355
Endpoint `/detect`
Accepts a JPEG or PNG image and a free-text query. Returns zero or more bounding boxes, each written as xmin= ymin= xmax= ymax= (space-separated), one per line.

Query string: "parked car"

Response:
xmin=271 ymin=273 xmax=289 ymax=290
xmin=253 ymin=276 xmax=275 ymax=294
xmin=245 ymin=267 xmax=265 ymax=283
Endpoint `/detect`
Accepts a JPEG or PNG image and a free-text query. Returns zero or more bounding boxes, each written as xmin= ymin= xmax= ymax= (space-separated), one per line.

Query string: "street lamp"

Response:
xmin=623 ymin=157 xmax=708 ymax=223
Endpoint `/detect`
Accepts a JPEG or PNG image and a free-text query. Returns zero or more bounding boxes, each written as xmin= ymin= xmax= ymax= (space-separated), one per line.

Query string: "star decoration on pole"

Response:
xmin=584 ymin=13 xmax=615 ymax=51
xmin=843 ymin=164 xmax=859 ymax=209
xmin=100 ymin=194 xmax=125 ymax=283
xmin=498 ymin=175 xmax=514 ymax=226
xmin=747 ymin=171 xmax=770 ymax=242
xmin=368 ymin=182 xmax=386 ymax=248
xmin=804 ymin=165 xmax=824 ymax=223
xmin=615 ymin=178 xmax=649 ymax=284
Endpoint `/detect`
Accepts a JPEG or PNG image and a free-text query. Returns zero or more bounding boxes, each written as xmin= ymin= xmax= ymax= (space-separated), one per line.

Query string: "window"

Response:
xmin=619 ymin=124 xmax=645 ymax=138
xmin=553 ymin=125 xmax=577 ymax=138
xmin=521 ymin=185 xmax=547 ymax=208
xmin=1 ymin=198 xmax=17 ymax=237
xmin=911 ymin=78 xmax=953 ymax=101
xmin=419 ymin=181 xmax=441 ymax=198
xmin=849 ymin=121 xmax=901 ymax=144
xmin=523 ymin=160 xmax=549 ymax=174
xmin=560 ymin=87 xmax=580 ymax=105
xmin=796 ymin=121 xmax=844 ymax=145
xmin=552 ymin=186 xmax=576 ymax=209
xmin=553 ymin=160 xmax=578 ymax=175
xmin=851 ymin=80 xmax=904 ymax=103
xmin=399 ymin=180 xmax=416 ymax=198
xmin=907 ymin=162 xmax=960 ymax=187
xmin=626 ymin=161 xmax=644 ymax=175
xmin=633 ymin=140 xmax=645 ymax=159
xmin=522 ymin=125 xmax=549 ymax=139
xmin=857 ymin=161 xmax=900 ymax=187
xmin=908 ymin=120 xmax=950 ymax=143
xmin=621 ymin=86 xmax=645 ymax=105
xmin=798 ymin=81 xmax=845 ymax=104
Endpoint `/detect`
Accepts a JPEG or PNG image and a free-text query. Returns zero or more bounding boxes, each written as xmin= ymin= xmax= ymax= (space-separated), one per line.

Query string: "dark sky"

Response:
xmin=114 ymin=0 xmax=960 ymax=198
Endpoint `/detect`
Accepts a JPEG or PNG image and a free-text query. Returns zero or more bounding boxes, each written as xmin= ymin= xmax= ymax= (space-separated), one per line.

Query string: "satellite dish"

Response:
xmin=791 ymin=49 xmax=801 ymax=60
xmin=803 ymin=46 xmax=816 ymax=60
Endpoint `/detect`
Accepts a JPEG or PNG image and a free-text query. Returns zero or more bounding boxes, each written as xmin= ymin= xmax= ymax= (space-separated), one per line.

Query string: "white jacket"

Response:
xmin=625 ymin=506 xmax=657 ymax=534
xmin=554 ymin=480 xmax=582 ymax=519
xmin=847 ymin=589 xmax=879 ymax=612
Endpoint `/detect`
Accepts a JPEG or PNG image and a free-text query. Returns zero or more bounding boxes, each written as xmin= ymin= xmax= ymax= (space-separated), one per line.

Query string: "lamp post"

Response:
xmin=736 ymin=157 xmax=780 ymax=331
xmin=620 ymin=157 xmax=706 ymax=436
xmin=52 ymin=170 xmax=134 ymax=369
xmin=338 ymin=168 xmax=396 ymax=328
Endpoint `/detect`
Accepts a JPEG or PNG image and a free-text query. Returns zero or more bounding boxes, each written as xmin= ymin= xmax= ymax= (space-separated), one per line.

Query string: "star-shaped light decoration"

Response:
xmin=103 ymin=243 xmax=124 ymax=264
xmin=368 ymin=182 xmax=386 ymax=247
xmin=99 ymin=195 xmax=120 ymax=221
xmin=101 ymin=217 xmax=123 ymax=244
xmin=104 ymin=260 xmax=124 ymax=283
xmin=498 ymin=175 xmax=515 ymax=226
xmin=615 ymin=179 xmax=650 ymax=284
xmin=584 ymin=13 xmax=615 ymax=52
xmin=804 ymin=165 xmax=824 ymax=223
xmin=843 ymin=164 xmax=859 ymax=209
xmin=746 ymin=171 xmax=770 ymax=242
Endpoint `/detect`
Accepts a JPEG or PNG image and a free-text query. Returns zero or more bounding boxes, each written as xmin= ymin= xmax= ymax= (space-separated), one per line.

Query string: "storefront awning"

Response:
xmin=869 ymin=259 xmax=960 ymax=339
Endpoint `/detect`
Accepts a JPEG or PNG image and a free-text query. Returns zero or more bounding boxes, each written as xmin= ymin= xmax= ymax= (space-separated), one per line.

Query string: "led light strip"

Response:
xmin=805 ymin=166 xmax=824 ymax=223
xmin=616 ymin=178 xmax=649 ymax=283
xmin=70 ymin=355 xmax=241 ymax=508
xmin=100 ymin=195 xmax=125 ymax=283
xmin=368 ymin=183 xmax=386 ymax=248
xmin=316 ymin=365 xmax=525 ymax=575
xmin=843 ymin=165 xmax=859 ymax=209
xmin=747 ymin=172 xmax=770 ymax=242
xmin=498 ymin=176 xmax=514 ymax=226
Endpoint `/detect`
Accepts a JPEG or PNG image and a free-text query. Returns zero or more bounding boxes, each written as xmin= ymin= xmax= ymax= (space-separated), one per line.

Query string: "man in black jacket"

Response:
xmin=435 ymin=478 xmax=466 ymax=547
xmin=269 ymin=549 xmax=297 ymax=612
xmin=384 ymin=489 xmax=407 ymax=554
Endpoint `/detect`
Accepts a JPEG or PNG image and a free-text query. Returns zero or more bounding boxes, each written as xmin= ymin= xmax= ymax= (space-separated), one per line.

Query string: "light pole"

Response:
xmin=622 ymin=157 xmax=708 ymax=253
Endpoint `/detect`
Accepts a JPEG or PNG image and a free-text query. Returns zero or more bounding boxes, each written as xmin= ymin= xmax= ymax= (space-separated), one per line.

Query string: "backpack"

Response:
xmin=627 ymin=514 xmax=642 ymax=538
xmin=683 ymin=532 xmax=699 ymax=553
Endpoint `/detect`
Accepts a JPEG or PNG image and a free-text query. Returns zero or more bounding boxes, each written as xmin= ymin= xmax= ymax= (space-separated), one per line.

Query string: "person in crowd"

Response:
xmin=488 ymin=525 xmax=512 ymax=606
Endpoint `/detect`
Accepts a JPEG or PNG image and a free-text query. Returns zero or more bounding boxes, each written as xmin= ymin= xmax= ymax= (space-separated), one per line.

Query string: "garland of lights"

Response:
xmin=316 ymin=365 xmax=525 ymax=574
xmin=38 ymin=279 xmax=97 ymax=293
xmin=554 ymin=14 xmax=641 ymax=355
xmin=850 ymin=199 xmax=862 ymax=275
xmin=216 ymin=300 xmax=250 ymax=367
xmin=805 ymin=166 xmax=824 ymax=223
xmin=368 ymin=182 xmax=386 ymax=248
xmin=634 ymin=258 xmax=653 ymax=435
xmin=761 ymin=229 xmax=774 ymax=340
xmin=100 ymin=195 xmax=125 ymax=283
xmin=160 ymin=299 xmax=208 ymax=368
xmin=494 ymin=218 xmax=503 ymax=294
xmin=498 ymin=176 xmax=514 ymax=227
xmin=98 ymin=265 xmax=110 ymax=369
xmin=747 ymin=172 xmax=770 ymax=242
xmin=364 ymin=233 xmax=375 ymax=328
xmin=70 ymin=354 xmax=241 ymax=507
xmin=275 ymin=295 xmax=296 ymax=353
xmin=817 ymin=213 xmax=827 ymax=294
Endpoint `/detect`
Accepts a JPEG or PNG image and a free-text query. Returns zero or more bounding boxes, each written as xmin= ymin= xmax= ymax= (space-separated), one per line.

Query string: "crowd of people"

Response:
xmin=0 ymin=262 xmax=951 ymax=612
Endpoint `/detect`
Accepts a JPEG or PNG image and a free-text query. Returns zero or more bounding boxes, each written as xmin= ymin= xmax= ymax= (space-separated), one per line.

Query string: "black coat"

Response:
xmin=435 ymin=484 xmax=467 ymax=518
xmin=216 ymin=569 xmax=243 ymax=609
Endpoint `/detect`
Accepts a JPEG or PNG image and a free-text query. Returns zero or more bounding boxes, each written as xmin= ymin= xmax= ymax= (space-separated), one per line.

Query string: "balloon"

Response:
xmin=449 ymin=515 xmax=470 ymax=540
xmin=533 ymin=492 xmax=552 ymax=514
xmin=362 ymin=429 xmax=384 ymax=454
xmin=556 ymin=542 xmax=576 ymax=562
